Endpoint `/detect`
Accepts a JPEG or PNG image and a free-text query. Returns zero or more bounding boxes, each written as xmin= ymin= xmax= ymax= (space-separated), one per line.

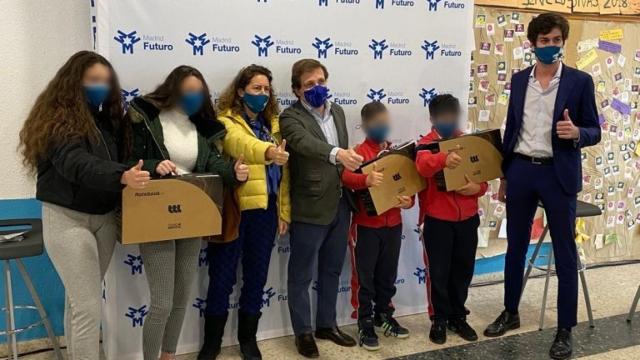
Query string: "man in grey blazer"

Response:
xmin=280 ymin=59 xmax=363 ymax=358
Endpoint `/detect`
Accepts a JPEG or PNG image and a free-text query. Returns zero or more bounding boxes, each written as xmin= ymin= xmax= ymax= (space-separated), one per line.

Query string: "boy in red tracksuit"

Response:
xmin=342 ymin=102 xmax=413 ymax=351
xmin=415 ymin=94 xmax=488 ymax=345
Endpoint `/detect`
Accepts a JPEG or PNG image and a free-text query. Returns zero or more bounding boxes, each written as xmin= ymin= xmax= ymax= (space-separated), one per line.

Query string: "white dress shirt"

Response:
xmin=514 ymin=63 xmax=563 ymax=158
xmin=301 ymin=100 xmax=341 ymax=164
xmin=159 ymin=109 xmax=198 ymax=174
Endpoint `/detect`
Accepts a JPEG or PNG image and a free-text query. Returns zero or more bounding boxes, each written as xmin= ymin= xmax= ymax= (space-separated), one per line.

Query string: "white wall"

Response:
xmin=0 ymin=0 xmax=90 ymax=199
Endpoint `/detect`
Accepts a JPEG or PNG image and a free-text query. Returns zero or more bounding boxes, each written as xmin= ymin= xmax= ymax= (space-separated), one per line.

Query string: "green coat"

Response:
xmin=127 ymin=97 xmax=237 ymax=187
xmin=280 ymin=101 xmax=353 ymax=225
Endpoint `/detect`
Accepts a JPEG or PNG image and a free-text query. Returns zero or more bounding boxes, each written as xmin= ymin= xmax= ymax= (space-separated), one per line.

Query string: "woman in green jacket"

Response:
xmin=128 ymin=65 xmax=248 ymax=360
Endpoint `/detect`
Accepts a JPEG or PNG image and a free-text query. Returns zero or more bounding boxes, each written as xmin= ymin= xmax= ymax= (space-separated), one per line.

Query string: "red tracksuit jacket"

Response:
xmin=342 ymin=138 xmax=414 ymax=228
xmin=415 ymin=129 xmax=488 ymax=223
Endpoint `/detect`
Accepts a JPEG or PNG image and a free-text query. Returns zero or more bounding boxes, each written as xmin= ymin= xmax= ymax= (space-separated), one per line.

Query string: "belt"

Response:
xmin=515 ymin=153 xmax=554 ymax=165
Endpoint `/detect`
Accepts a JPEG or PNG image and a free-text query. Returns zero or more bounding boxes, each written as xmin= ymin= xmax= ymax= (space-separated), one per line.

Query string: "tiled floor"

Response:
xmin=13 ymin=262 xmax=640 ymax=359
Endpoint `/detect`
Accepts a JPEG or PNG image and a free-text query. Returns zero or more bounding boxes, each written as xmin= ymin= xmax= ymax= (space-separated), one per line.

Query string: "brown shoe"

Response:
xmin=315 ymin=326 xmax=357 ymax=347
xmin=295 ymin=333 xmax=319 ymax=358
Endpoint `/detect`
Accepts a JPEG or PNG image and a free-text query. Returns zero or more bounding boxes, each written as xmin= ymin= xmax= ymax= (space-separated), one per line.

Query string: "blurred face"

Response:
xmin=363 ymin=111 xmax=390 ymax=133
xmin=82 ymin=63 xmax=111 ymax=86
xmin=238 ymin=74 xmax=270 ymax=97
xmin=180 ymin=75 xmax=204 ymax=95
xmin=430 ymin=111 xmax=459 ymax=127
xmin=294 ymin=67 xmax=327 ymax=98
xmin=534 ymin=27 xmax=564 ymax=49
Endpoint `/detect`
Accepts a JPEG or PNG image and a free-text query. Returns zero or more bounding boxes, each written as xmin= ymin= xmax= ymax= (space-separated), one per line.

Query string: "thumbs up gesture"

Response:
xmin=234 ymin=155 xmax=249 ymax=182
xmin=266 ymin=139 xmax=289 ymax=166
xmin=121 ymin=160 xmax=151 ymax=189
xmin=366 ymin=163 xmax=384 ymax=187
xmin=445 ymin=145 xmax=463 ymax=169
xmin=337 ymin=148 xmax=364 ymax=171
xmin=557 ymin=109 xmax=580 ymax=140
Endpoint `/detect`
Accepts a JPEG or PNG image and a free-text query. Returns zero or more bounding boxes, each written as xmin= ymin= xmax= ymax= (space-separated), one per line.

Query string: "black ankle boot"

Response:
xmin=238 ymin=311 xmax=262 ymax=360
xmin=198 ymin=313 xmax=228 ymax=360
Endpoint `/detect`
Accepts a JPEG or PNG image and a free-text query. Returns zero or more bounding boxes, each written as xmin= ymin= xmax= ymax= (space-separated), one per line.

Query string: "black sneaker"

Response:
xmin=448 ymin=318 xmax=478 ymax=342
xmin=375 ymin=312 xmax=410 ymax=339
xmin=358 ymin=318 xmax=380 ymax=351
xmin=429 ymin=320 xmax=447 ymax=345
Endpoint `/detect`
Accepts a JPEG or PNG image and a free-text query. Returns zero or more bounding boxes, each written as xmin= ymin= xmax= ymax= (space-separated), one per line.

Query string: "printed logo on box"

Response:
xmin=114 ymin=29 xmax=174 ymax=54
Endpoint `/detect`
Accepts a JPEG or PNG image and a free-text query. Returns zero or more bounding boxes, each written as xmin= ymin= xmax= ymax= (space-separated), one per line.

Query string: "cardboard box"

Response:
xmin=417 ymin=129 xmax=503 ymax=191
xmin=357 ymin=142 xmax=427 ymax=216
xmin=121 ymin=174 xmax=223 ymax=244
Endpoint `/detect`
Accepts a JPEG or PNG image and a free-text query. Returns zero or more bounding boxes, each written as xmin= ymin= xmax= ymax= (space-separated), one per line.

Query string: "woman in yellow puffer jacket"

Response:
xmin=199 ymin=64 xmax=290 ymax=360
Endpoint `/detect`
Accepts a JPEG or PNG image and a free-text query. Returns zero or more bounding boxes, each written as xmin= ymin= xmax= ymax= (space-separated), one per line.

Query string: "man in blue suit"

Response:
xmin=483 ymin=13 xmax=601 ymax=360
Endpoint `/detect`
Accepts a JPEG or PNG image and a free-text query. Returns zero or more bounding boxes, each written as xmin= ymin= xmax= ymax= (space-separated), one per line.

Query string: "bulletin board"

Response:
xmin=470 ymin=6 xmax=640 ymax=264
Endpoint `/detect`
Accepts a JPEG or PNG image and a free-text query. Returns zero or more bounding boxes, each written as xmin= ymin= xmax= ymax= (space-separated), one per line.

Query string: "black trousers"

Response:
xmin=354 ymin=224 xmax=402 ymax=319
xmin=423 ymin=215 xmax=479 ymax=321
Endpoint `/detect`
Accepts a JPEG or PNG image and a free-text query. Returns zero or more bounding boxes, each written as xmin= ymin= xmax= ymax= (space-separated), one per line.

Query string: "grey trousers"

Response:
xmin=139 ymin=238 xmax=201 ymax=360
xmin=42 ymin=202 xmax=117 ymax=360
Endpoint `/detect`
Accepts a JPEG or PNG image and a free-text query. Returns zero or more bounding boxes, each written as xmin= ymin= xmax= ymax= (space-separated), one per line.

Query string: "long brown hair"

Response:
xmin=217 ymin=64 xmax=280 ymax=120
xmin=144 ymin=65 xmax=217 ymax=121
xmin=19 ymin=51 xmax=127 ymax=173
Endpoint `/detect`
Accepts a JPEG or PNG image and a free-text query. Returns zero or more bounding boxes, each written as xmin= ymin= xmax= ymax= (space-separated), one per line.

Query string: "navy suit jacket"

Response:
xmin=502 ymin=64 xmax=601 ymax=195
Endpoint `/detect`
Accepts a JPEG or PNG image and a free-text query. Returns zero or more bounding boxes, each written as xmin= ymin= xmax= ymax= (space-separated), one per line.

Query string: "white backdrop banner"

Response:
xmin=94 ymin=0 xmax=474 ymax=358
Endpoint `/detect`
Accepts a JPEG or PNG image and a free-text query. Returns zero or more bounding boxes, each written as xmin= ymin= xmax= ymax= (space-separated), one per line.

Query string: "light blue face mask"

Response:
xmin=180 ymin=91 xmax=204 ymax=116
xmin=84 ymin=83 xmax=110 ymax=107
xmin=534 ymin=46 xmax=564 ymax=65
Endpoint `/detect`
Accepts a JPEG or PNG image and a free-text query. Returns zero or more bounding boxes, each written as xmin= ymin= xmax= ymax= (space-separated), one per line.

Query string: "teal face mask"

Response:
xmin=434 ymin=122 xmax=458 ymax=139
xmin=534 ymin=46 xmax=563 ymax=65
xmin=365 ymin=124 xmax=390 ymax=143
xmin=243 ymin=93 xmax=269 ymax=114
xmin=84 ymin=83 xmax=110 ymax=107
xmin=180 ymin=91 xmax=204 ymax=116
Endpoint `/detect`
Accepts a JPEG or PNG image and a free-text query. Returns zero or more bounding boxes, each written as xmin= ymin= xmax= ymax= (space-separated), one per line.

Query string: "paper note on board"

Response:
xmin=599 ymin=29 xmax=624 ymax=41
xmin=576 ymin=49 xmax=598 ymax=70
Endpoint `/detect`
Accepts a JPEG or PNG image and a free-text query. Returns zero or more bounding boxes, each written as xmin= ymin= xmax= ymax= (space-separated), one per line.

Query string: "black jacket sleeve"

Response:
xmin=49 ymin=140 xmax=128 ymax=192
xmin=206 ymin=145 xmax=239 ymax=187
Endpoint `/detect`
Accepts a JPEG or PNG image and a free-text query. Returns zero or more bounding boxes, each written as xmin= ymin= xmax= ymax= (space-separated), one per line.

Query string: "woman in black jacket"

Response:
xmin=18 ymin=51 xmax=149 ymax=360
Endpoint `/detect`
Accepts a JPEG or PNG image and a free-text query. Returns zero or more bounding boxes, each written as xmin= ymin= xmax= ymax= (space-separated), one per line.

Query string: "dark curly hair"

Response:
xmin=19 ymin=51 xmax=128 ymax=173
xmin=217 ymin=64 xmax=280 ymax=120
xmin=527 ymin=12 xmax=570 ymax=45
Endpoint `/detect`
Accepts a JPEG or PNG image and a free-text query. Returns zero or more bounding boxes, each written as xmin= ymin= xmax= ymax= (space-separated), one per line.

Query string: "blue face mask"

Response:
xmin=243 ymin=93 xmax=269 ymax=114
xmin=303 ymin=85 xmax=330 ymax=108
xmin=180 ymin=91 xmax=204 ymax=116
xmin=365 ymin=124 xmax=390 ymax=144
xmin=434 ymin=122 xmax=458 ymax=139
xmin=534 ymin=46 xmax=563 ymax=65
xmin=84 ymin=83 xmax=110 ymax=107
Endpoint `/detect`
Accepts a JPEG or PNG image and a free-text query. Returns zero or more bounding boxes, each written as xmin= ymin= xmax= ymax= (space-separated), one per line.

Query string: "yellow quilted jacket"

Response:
xmin=218 ymin=109 xmax=291 ymax=223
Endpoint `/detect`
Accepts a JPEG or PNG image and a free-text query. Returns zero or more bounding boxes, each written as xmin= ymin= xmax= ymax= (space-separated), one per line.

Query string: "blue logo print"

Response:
xmin=426 ymin=0 xmax=442 ymax=11
xmin=124 ymin=254 xmax=143 ymax=275
xmin=198 ymin=248 xmax=208 ymax=267
xmin=376 ymin=0 xmax=385 ymax=8
xmin=185 ymin=32 xmax=211 ymax=56
xmin=419 ymin=88 xmax=438 ymax=107
xmin=319 ymin=0 xmax=328 ymax=6
xmin=192 ymin=297 xmax=206 ymax=318
xmin=125 ymin=305 xmax=148 ymax=327
xmin=367 ymin=89 xmax=387 ymax=102
xmin=413 ymin=267 xmax=427 ymax=284
xmin=312 ymin=37 xmax=334 ymax=59
xmin=421 ymin=40 xmax=440 ymax=60
xmin=369 ymin=39 xmax=389 ymax=60
xmin=252 ymin=35 xmax=274 ymax=57
xmin=114 ymin=30 xmax=141 ymax=54
xmin=262 ymin=287 xmax=276 ymax=308
xmin=121 ymin=88 xmax=140 ymax=104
